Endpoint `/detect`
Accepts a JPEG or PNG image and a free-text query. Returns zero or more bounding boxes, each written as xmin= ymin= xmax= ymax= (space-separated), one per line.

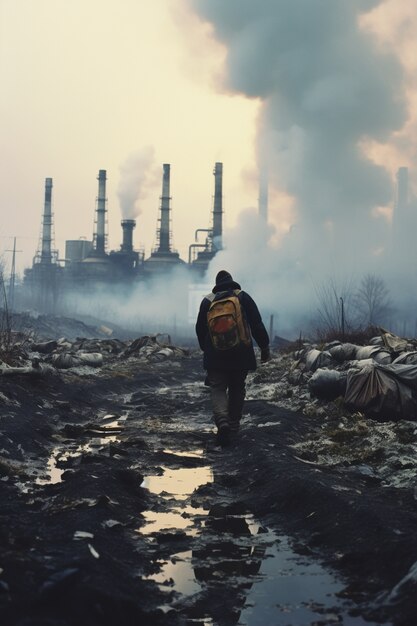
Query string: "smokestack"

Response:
xmin=395 ymin=167 xmax=408 ymax=212
xmin=392 ymin=166 xmax=409 ymax=259
xmin=95 ymin=169 xmax=107 ymax=255
xmin=41 ymin=178 xmax=53 ymax=264
xmin=121 ymin=219 xmax=136 ymax=253
xmin=258 ymin=167 xmax=269 ymax=222
xmin=212 ymin=162 xmax=223 ymax=250
xmin=158 ymin=164 xmax=171 ymax=253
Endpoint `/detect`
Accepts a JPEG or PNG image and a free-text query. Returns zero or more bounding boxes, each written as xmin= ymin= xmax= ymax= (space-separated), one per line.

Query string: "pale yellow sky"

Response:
xmin=360 ymin=0 xmax=417 ymax=195
xmin=0 ymin=0 xmax=260 ymax=273
xmin=1 ymin=0 xmax=416 ymax=276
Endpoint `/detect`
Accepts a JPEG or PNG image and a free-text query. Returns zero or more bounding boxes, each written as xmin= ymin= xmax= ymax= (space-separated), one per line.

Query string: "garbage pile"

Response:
xmin=0 ymin=333 xmax=190 ymax=378
xmin=249 ymin=329 xmax=417 ymax=422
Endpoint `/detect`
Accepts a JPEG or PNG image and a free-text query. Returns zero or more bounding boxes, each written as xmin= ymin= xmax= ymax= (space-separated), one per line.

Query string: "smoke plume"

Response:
xmin=117 ymin=147 xmax=157 ymax=219
xmin=189 ymin=0 xmax=406 ymax=268
xmin=183 ymin=0 xmax=417 ymax=337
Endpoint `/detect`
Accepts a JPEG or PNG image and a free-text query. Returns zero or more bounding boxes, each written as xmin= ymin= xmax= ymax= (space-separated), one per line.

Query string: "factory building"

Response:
xmin=24 ymin=162 xmax=224 ymax=311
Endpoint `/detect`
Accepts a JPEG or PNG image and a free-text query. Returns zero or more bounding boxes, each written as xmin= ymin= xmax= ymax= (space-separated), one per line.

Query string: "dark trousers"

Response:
xmin=207 ymin=369 xmax=248 ymax=429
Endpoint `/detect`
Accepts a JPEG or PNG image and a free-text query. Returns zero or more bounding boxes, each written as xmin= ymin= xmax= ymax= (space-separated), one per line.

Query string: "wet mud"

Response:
xmin=1 ymin=353 xmax=417 ymax=625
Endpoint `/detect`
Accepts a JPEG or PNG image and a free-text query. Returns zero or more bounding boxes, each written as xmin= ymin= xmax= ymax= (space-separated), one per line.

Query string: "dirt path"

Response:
xmin=1 ymin=354 xmax=417 ymax=625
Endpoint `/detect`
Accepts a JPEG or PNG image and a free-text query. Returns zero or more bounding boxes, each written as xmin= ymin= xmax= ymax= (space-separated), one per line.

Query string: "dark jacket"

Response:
xmin=195 ymin=278 xmax=269 ymax=371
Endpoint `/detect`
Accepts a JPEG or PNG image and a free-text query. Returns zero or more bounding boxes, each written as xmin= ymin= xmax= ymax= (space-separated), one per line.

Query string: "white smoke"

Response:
xmin=117 ymin=147 xmax=158 ymax=219
xmin=189 ymin=0 xmax=406 ymax=268
xmin=185 ymin=1 xmax=417 ymax=337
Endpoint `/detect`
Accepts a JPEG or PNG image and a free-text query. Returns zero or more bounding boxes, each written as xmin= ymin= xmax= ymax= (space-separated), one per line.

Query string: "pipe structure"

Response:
xmin=212 ymin=162 xmax=223 ymax=250
xmin=158 ymin=164 xmax=171 ymax=253
xmin=121 ymin=219 xmax=136 ymax=253
xmin=95 ymin=169 xmax=107 ymax=255
xmin=41 ymin=178 xmax=53 ymax=264
xmin=188 ymin=243 xmax=207 ymax=264
xmin=195 ymin=228 xmax=211 ymax=242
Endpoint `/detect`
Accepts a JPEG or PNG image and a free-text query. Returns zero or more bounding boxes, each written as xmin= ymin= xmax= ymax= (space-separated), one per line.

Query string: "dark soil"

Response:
xmin=1 ymin=354 xmax=416 ymax=625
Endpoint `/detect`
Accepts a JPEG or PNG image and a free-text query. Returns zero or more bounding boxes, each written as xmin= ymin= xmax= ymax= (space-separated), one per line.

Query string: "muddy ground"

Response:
xmin=1 ymin=344 xmax=417 ymax=626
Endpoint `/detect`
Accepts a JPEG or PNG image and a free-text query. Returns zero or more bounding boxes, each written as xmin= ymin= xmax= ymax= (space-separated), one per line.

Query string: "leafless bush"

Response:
xmin=354 ymin=273 xmax=393 ymax=327
xmin=0 ymin=270 xmax=12 ymax=357
xmin=0 ymin=270 xmax=29 ymax=365
xmin=313 ymin=325 xmax=380 ymax=346
xmin=312 ymin=275 xmax=358 ymax=339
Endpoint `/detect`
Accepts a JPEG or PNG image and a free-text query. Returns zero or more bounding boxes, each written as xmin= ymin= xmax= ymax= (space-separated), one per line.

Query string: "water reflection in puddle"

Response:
xmin=140 ymin=464 xmax=213 ymax=536
xmin=146 ymin=551 xmax=200 ymax=596
xmin=141 ymin=506 xmax=208 ymax=535
xmin=34 ymin=412 xmax=129 ymax=486
xmin=142 ymin=466 xmax=213 ymax=500
xmin=239 ymin=536 xmax=382 ymax=626
xmin=140 ymin=450 xmax=382 ymax=624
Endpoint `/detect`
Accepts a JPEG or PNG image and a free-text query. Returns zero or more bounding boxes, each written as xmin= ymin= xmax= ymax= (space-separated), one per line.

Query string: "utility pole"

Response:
xmin=340 ymin=297 xmax=345 ymax=341
xmin=6 ymin=237 xmax=21 ymax=312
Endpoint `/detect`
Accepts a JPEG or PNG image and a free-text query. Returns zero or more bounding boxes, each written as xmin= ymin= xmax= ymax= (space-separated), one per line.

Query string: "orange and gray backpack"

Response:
xmin=206 ymin=289 xmax=252 ymax=351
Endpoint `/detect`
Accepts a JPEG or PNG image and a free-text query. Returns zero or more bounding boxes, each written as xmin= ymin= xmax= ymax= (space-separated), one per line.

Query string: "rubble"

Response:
xmin=268 ymin=329 xmax=417 ymax=421
xmin=1 ymin=321 xmax=417 ymax=625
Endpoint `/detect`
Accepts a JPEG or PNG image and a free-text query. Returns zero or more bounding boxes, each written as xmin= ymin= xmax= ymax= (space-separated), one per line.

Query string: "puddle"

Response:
xmin=140 ymin=506 xmax=208 ymax=535
xmin=36 ymin=454 xmax=66 ymax=485
xmin=142 ymin=464 xmax=388 ymax=625
xmin=150 ymin=522 xmax=388 ymax=625
xmin=140 ymin=465 xmax=213 ymax=537
xmin=238 ymin=536 xmax=386 ymax=626
xmin=142 ymin=466 xmax=213 ymax=500
xmin=35 ymin=444 xmax=96 ymax=485
xmin=145 ymin=550 xmax=200 ymax=595
xmin=34 ymin=412 xmax=130 ymax=486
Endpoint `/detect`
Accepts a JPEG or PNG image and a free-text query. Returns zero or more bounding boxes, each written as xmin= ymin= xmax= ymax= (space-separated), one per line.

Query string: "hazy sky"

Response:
xmin=0 ymin=0 xmax=260 ymax=273
xmin=1 ymin=0 xmax=416 ymax=278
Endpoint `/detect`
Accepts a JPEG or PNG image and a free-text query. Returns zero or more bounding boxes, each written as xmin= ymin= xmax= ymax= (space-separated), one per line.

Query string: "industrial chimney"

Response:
xmin=212 ymin=162 xmax=223 ymax=251
xmin=395 ymin=167 xmax=408 ymax=212
xmin=95 ymin=170 xmax=107 ymax=255
xmin=144 ymin=163 xmax=185 ymax=273
xmin=121 ymin=219 xmax=136 ymax=253
xmin=392 ymin=166 xmax=410 ymax=260
xmin=40 ymin=178 xmax=53 ymax=264
xmin=258 ymin=167 xmax=269 ymax=222
xmin=157 ymin=164 xmax=171 ymax=254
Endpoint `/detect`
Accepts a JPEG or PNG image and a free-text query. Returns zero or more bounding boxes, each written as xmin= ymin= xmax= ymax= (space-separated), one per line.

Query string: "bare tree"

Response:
xmin=354 ymin=273 xmax=392 ymax=327
xmin=312 ymin=275 xmax=357 ymax=339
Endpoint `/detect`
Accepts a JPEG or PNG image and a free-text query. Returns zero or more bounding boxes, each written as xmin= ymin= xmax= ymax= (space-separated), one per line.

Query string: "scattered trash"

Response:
xmin=88 ymin=544 xmax=100 ymax=559
xmin=308 ymin=369 xmax=347 ymax=400
xmin=73 ymin=531 xmax=94 ymax=540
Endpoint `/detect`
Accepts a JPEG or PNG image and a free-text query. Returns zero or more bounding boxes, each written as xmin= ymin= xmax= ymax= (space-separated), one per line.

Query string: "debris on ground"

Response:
xmin=1 ymin=321 xmax=417 ymax=625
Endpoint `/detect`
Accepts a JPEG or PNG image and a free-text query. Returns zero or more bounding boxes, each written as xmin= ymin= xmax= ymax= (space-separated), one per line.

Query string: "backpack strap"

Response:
xmin=209 ymin=289 xmax=241 ymax=303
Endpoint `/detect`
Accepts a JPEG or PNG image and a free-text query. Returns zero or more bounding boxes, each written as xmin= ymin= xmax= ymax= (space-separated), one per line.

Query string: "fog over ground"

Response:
xmin=12 ymin=1 xmax=417 ymax=340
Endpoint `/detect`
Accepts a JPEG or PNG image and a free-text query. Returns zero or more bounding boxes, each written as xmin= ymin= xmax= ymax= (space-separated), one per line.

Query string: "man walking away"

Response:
xmin=195 ymin=270 xmax=270 ymax=446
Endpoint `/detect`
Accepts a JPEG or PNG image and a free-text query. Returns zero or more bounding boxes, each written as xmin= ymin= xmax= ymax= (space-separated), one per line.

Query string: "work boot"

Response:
xmin=217 ymin=424 xmax=231 ymax=447
xmin=216 ymin=416 xmax=231 ymax=447
xmin=229 ymin=418 xmax=240 ymax=434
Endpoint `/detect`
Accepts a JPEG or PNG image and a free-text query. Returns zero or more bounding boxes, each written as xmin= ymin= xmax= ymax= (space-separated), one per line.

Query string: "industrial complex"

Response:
xmin=23 ymin=163 xmax=227 ymax=312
